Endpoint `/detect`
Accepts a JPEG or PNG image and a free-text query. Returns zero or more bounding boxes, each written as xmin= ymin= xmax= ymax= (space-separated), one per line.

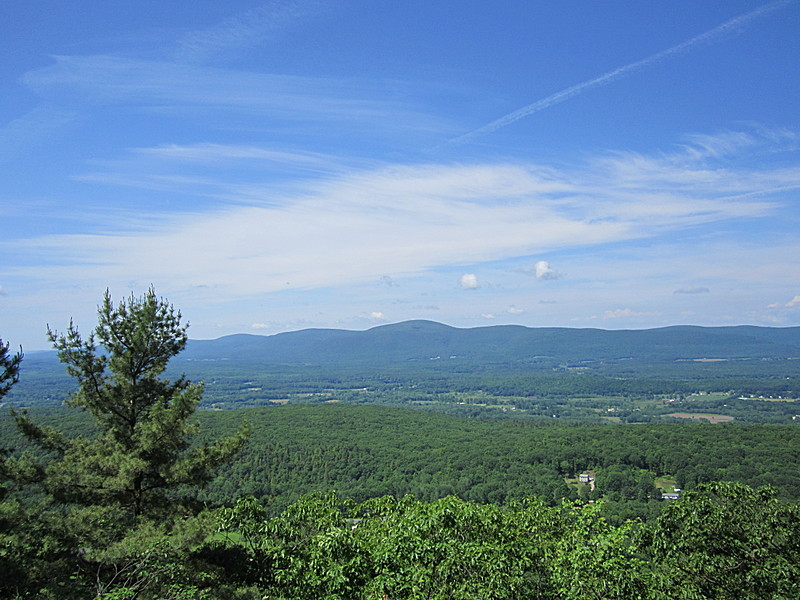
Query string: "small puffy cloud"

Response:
xmin=507 ymin=306 xmax=524 ymax=315
xmin=534 ymin=260 xmax=561 ymax=280
xmin=369 ymin=311 xmax=387 ymax=321
xmin=460 ymin=274 xmax=480 ymax=290
xmin=674 ymin=286 xmax=710 ymax=294
xmin=379 ymin=275 xmax=398 ymax=287
xmin=481 ymin=313 xmax=495 ymax=319
xmin=251 ymin=322 xmax=269 ymax=329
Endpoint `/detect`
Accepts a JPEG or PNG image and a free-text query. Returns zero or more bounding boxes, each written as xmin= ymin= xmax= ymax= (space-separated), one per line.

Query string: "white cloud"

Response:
xmin=16 ymin=145 xmax=797 ymax=305
xmin=251 ymin=322 xmax=269 ymax=329
xmin=534 ymin=260 xmax=561 ymax=280
xmin=369 ymin=311 xmax=387 ymax=322
xmin=507 ymin=306 xmax=524 ymax=315
xmin=460 ymin=274 xmax=480 ymax=290
xmin=481 ymin=313 xmax=495 ymax=319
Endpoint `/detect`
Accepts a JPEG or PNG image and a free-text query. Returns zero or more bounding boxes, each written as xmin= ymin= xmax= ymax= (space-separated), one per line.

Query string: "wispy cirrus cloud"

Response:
xmin=6 ymin=129 xmax=799 ymax=319
xmin=74 ymin=143 xmax=357 ymax=201
xmin=134 ymin=143 xmax=343 ymax=168
xmin=785 ymin=295 xmax=800 ymax=308
xmin=173 ymin=0 xmax=327 ymax=65
xmin=0 ymin=104 xmax=79 ymax=163
xmin=5 ymin=1 xmax=442 ymax=173
xmin=22 ymin=55 xmax=444 ymax=141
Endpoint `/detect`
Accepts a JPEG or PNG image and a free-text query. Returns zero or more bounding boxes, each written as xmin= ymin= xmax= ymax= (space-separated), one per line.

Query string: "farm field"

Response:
xmin=664 ymin=412 xmax=735 ymax=424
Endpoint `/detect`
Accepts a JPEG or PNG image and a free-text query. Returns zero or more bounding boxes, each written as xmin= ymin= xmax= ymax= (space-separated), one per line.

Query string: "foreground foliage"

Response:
xmin=6 ymin=481 xmax=776 ymax=600
xmin=205 ymin=481 xmax=799 ymax=600
xmin=3 ymin=470 xmax=798 ymax=599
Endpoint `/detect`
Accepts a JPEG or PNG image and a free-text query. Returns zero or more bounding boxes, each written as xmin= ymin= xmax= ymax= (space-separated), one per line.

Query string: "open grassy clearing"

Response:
xmin=665 ymin=412 xmax=735 ymax=424
xmin=655 ymin=477 xmax=679 ymax=493
xmin=687 ymin=391 xmax=729 ymax=401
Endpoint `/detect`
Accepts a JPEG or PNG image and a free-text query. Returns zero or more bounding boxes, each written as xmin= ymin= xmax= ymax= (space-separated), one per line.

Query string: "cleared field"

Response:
xmin=665 ymin=412 xmax=735 ymax=424
xmin=655 ymin=477 xmax=678 ymax=492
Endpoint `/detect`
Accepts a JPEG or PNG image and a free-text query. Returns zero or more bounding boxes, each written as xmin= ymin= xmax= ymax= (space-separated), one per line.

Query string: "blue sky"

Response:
xmin=2 ymin=1 xmax=799 ymax=350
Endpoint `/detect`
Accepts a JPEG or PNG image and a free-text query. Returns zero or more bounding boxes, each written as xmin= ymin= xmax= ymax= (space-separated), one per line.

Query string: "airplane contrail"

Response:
xmin=447 ymin=1 xmax=791 ymax=146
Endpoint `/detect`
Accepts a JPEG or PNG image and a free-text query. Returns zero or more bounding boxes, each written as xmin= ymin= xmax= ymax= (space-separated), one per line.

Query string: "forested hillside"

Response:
xmin=5 ymin=403 xmax=799 ymax=521
xmin=198 ymin=404 xmax=800 ymax=513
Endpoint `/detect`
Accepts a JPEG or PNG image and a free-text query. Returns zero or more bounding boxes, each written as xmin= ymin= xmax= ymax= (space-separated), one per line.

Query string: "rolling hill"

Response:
xmin=179 ymin=320 xmax=800 ymax=367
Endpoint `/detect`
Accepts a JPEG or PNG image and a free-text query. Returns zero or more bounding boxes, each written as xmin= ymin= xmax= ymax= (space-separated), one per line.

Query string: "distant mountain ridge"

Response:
xmin=9 ymin=321 xmax=800 ymax=408
xmin=180 ymin=320 xmax=800 ymax=367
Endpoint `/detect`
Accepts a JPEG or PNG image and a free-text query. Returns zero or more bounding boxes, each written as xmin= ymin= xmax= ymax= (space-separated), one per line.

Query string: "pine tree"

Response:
xmin=14 ymin=288 xmax=249 ymax=519
xmin=0 ymin=337 xmax=22 ymax=399
xmin=5 ymin=289 xmax=249 ymax=597
xmin=0 ymin=336 xmax=22 ymax=482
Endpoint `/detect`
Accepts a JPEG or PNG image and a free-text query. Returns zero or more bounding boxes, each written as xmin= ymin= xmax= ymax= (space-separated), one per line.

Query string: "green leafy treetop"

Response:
xmin=14 ymin=288 xmax=249 ymax=520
